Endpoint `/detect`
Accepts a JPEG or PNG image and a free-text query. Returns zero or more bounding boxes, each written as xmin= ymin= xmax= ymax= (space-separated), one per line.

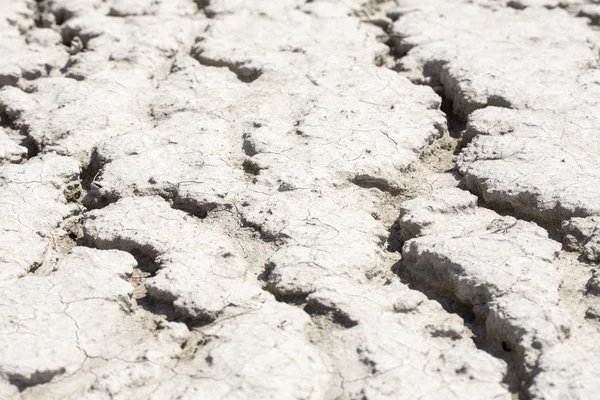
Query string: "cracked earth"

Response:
xmin=1 ymin=0 xmax=600 ymax=399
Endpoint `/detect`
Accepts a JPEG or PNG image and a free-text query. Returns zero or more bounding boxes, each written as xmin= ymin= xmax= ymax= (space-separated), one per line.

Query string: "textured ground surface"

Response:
xmin=1 ymin=0 xmax=600 ymax=399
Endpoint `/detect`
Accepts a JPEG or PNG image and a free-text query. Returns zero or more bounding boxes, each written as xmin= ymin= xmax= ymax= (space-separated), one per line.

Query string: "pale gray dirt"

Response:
xmin=1 ymin=0 xmax=599 ymax=399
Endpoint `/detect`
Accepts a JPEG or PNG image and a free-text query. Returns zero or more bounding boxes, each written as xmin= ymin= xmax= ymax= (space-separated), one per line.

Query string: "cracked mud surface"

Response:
xmin=1 ymin=0 xmax=600 ymax=399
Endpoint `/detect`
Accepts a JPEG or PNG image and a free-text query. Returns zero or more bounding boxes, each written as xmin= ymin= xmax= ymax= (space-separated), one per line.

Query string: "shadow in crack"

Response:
xmin=440 ymin=95 xmax=466 ymax=139
xmin=0 ymin=109 xmax=39 ymax=158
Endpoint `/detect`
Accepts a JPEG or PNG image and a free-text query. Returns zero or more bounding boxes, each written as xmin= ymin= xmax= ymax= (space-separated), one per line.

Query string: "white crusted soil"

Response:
xmin=1 ymin=0 xmax=599 ymax=399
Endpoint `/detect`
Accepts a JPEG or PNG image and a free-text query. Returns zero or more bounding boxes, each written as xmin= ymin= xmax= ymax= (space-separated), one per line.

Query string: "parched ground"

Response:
xmin=1 ymin=0 xmax=600 ymax=399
